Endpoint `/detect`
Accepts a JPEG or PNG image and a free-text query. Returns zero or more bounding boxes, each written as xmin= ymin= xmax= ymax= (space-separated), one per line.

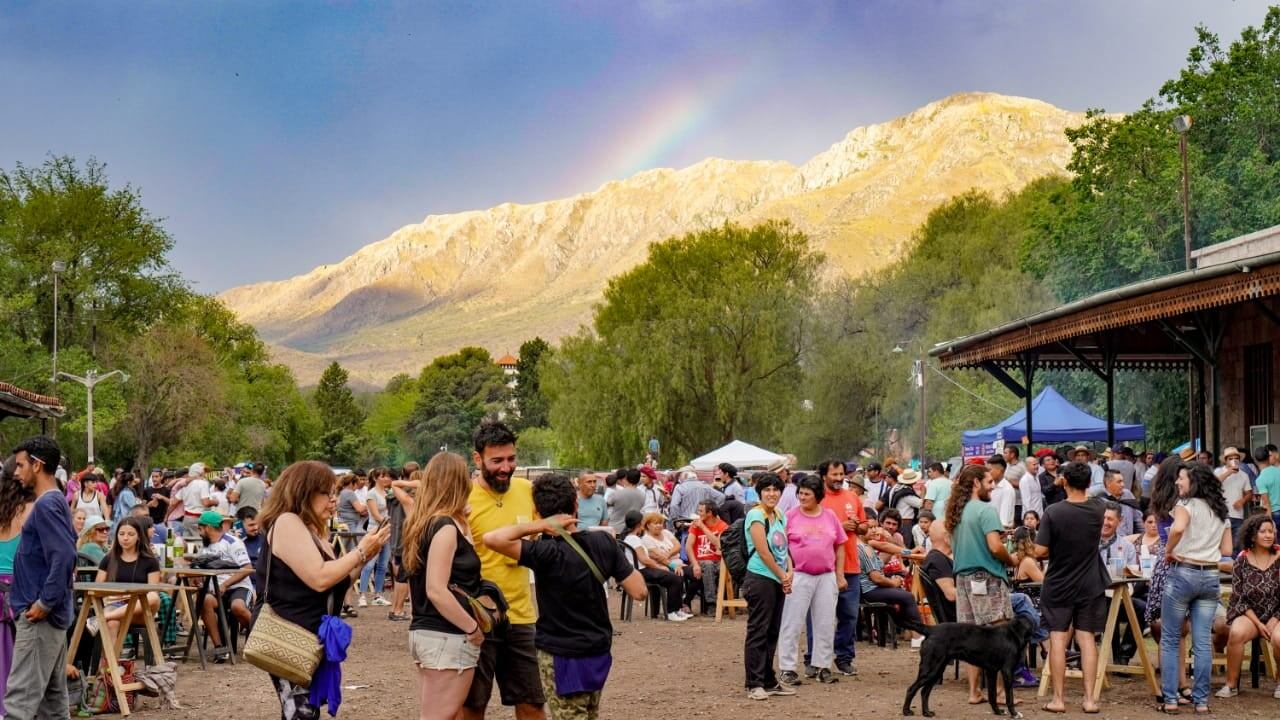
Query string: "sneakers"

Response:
xmin=371 ymin=595 xmax=391 ymax=607
xmin=86 ymin=617 xmax=99 ymax=637
xmin=911 ymin=636 xmax=924 ymax=650
xmin=387 ymin=612 xmax=409 ymax=621
xmin=1013 ymin=667 xmax=1039 ymax=689
xmin=765 ymin=684 xmax=796 ymax=696
xmin=747 ymin=687 xmax=770 ymax=701
xmin=803 ymin=664 xmax=819 ymax=679
xmin=835 ymin=660 xmax=857 ymax=676
xmin=666 ymin=612 xmax=689 ymax=622
xmin=357 ymin=595 xmax=368 ymax=608
xmin=1273 ymin=682 xmax=1280 ymax=699
xmin=1215 ymin=684 xmax=1239 ymax=698
xmin=815 ymin=668 xmax=839 ymax=684
xmin=779 ymin=670 xmax=802 ymax=686
xmin=341 ymin=604 xmax=358 ymax=618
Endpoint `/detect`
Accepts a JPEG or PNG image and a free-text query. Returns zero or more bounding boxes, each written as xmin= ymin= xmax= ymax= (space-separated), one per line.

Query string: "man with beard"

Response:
xmin=465 ymin=421 xmax=545 ymax=720
xmin=948 ymin=463 xmax=1017 ymax=704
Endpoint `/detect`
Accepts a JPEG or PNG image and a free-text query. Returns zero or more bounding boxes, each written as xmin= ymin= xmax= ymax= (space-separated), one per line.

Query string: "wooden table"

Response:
xmin=714 ymin=559 xmax=747 ymax=621
xmin=1039 ymin=577 xmax=1158 ymax=701
xmin=68 ymin=581 xmax=177 ymax=716
xmin=162 ymin=567 xmax=237 ymax=668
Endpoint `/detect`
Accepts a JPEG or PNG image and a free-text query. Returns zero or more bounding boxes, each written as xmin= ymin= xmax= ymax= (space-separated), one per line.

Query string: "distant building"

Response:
xmin=496 ymin=353 xmax=518 ymax=388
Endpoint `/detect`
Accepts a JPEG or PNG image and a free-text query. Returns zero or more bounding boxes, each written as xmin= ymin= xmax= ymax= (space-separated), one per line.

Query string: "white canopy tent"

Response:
xmin=689 ymin=440 xmax=786 ymax=471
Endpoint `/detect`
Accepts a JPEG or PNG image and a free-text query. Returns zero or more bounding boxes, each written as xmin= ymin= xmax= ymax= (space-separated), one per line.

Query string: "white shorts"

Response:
xmin=410 ymin=629 xmax=481 ymax=671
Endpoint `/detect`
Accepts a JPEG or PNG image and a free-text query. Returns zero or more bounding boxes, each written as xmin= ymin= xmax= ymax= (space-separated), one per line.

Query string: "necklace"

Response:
xmin=479 ymin=481 xmax=504 ymax=508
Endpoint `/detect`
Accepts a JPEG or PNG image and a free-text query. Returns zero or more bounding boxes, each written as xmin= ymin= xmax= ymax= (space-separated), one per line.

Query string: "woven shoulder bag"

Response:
xmin=244 ymin=530 xmax=324 ymax=686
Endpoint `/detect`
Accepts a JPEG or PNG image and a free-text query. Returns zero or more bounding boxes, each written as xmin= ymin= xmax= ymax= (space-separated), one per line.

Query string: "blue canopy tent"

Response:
xmin=962 ymin=386 xmax=1145 ymax=458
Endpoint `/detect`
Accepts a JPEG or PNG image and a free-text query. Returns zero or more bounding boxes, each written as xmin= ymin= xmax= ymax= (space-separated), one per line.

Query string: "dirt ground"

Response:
xmin=149 ymin=595 xmax=1280 ymax=719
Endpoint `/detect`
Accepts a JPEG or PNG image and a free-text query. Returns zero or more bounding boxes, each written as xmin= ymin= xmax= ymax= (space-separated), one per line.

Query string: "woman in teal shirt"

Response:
xmin=741 ymin=472 xmax=794 ymax=701
xmin=0 ymin=456 xmax=35 ymax=718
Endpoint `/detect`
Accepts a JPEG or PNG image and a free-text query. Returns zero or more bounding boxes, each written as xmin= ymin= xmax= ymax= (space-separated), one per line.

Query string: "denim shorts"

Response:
xmin=410 ymin=629 xmax=481 ymax=671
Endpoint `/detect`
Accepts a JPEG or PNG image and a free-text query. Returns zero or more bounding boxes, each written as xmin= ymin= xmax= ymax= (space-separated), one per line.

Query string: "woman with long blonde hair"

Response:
xmin=401 ymin=452 xmax=484 ymax=720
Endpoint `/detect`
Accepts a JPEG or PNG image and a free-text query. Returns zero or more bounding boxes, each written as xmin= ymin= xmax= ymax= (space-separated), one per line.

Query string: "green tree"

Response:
xmin=512 ymin=337 xmax=551 ymax=430
xmin=405 ymin=347 xmax=509 ymax=458
xmin=545 ymin=221 xmax=822 ymax=467
xmin=115 ymin=325 xmax=227 ymax=471
xmin=363 ymin=373 xmax=418 ymax=465
xmin=0 ymin=156 xmax=184 ymax=359
xmin=312 ymin=362 xmax=366 ymax=464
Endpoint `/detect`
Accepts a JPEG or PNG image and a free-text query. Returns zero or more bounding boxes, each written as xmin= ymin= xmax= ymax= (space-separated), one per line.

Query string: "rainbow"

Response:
xmin=569 ymin=69 xmax=753 ymax=193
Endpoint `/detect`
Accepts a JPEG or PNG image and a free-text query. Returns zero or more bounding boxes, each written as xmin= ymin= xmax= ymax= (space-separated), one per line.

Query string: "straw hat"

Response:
xmin=1178 ymin=448 xmax=1196 ymax=461
xmin=1222 ymin=447 xmax=1242 ymax=462
xmin=1072 ymin=445 xmax=1094 ymax=459
xmin=899 ymin=469 xmax=921 ymax=483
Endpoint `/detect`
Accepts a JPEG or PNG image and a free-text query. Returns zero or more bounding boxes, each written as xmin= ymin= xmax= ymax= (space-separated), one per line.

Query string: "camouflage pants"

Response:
xmin=535 ymin=650 xmax=601 ymax=720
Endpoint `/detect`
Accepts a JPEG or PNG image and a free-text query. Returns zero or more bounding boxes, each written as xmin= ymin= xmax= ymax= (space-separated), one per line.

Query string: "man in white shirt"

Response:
xmin=1216 ymin=447 xmax=1252 ymax=539
xmin=1020 ymin=455 xmax=1044 ymax=519
xmin=986 ymin=455 xmax=1017 ymax=528
xmin=180 ymin=462 xmax=215 ymax=537
xmin=192 ymin=510 xmax=254 ymax=658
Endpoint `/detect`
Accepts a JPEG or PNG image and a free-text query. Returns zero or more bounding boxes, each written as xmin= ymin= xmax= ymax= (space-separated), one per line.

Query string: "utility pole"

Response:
xmin=1172 ymin=114 xmax=1194 ymax=269
xmin=51 ymin=261 xmax=65 ymax=382
xmin=57 ymin=369 xmax=128 ymax=463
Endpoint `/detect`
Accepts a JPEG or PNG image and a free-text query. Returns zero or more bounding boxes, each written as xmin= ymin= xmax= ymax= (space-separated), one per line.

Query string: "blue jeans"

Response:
xmin=1160 ymin=564 xmax=1220 ymax=706
xmin=1011 ymin=592 xmax=1049 ymax=645
xmin=359 ymin=540 xmax=392 ymax=594
xmin=807 ymin=574 xmax=860 ymax=665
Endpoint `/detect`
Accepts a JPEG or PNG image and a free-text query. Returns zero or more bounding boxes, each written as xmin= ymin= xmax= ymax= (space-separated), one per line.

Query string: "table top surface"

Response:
xmin=75 ymin=582 xmax=178 ymax=594
xmin=160 ymin=567 xmax=234 ymax=577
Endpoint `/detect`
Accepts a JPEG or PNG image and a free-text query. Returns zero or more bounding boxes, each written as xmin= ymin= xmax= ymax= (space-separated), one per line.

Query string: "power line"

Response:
xmin=925 ymin=363 xmax=1016 ymax=414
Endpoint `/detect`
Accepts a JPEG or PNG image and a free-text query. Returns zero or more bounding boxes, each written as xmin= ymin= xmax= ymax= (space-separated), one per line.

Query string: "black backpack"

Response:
xmin=720 ymin=515 xmax=771 ymax=591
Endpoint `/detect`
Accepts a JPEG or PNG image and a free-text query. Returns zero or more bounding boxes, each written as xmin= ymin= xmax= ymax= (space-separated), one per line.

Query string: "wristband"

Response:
xmin=468 ymin=624 xmax=480 ymax=635
xmin=357 ymin=546 xmax=368 ymax=564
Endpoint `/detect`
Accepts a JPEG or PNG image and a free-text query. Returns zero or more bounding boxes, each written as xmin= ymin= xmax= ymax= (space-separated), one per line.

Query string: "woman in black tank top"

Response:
xmin=256 ymin=462 xmax=390 ymax=720
xmin=399 ymin=452 xmax=483 ymax=720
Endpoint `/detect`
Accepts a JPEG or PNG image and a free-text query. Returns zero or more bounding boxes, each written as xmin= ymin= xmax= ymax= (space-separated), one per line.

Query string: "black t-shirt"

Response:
xmin=920 ymin=549 xmax=957 ymax=619
xmin=409 ymin=517 xmax=481 ymax=634
xmin=1036 ymin=497 xmax=1110 ymax=606
xmin=99 ymin=554 xmax=161 ymax=584
xmin=1039 ymin=471 xmax=1066 ymax=508
xmin=519 ymin=530 xmax=636 ymax=657
xmin=143 ymin=486 xmax=170 ymax=525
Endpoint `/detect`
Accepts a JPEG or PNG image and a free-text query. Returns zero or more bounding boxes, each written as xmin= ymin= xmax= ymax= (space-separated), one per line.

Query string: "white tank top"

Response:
xmin=75 ymin=489 xmax=103 ymax=521
xmin=1176 ymin=498 xmax=1228 ymax=564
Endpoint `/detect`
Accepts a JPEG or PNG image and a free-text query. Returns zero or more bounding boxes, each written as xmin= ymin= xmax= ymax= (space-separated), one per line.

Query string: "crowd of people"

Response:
xmin=6 ymin=424 xmax=1280 ymax=719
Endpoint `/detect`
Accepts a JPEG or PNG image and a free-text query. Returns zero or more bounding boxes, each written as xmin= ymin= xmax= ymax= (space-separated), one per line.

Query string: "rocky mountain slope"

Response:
xmin=220 ymin=92 xmax=1087 ymax=386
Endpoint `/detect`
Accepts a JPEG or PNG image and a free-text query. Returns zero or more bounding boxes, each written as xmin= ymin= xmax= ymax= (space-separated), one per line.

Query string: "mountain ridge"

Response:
xmin=221 ymin=92 xmax=1088 ymax=385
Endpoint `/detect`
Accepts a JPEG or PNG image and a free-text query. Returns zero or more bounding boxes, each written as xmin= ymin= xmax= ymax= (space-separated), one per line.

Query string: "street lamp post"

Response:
xmin=1171 ymin=115 xmax=1193 ymax=270
xmin=57 ymin=369 xmax=128 ymax=463
xmin=893 ymin=342 xmax=927 ymax=467
xmin=1171 ymin=114 xmax=1196 ymax=443
xmin=51 ymin=261 xmax=66 ymax=382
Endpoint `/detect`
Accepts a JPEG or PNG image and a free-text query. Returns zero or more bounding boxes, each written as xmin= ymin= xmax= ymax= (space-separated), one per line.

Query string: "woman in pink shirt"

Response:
xmin=776 ymin=476 xmax=848 ymax=686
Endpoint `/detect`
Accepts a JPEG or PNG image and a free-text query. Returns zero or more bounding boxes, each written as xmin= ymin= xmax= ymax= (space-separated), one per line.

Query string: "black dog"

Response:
xmin=902 ymin=615 xmax=1035 ymax=718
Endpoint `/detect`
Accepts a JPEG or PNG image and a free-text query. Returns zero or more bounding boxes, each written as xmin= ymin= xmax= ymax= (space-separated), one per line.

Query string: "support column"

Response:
xmin=1196 ymin=361 xmax=1208 ymax=451
xmin=1021 ymin=353 xmax=1037 ymax=455
xmin=1105 ymin=347 xmax=1117 ymax=451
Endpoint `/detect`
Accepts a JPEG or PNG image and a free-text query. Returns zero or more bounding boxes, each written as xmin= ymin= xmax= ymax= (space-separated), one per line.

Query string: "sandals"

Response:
xmin=1156 ymin=705 xmax=1180 ymax=715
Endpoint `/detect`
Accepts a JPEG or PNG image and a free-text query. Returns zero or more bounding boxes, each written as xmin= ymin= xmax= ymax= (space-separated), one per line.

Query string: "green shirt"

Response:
xmin=952 ymin=499 xmax=1006 ymax=579
xmin=924 ymin=477 xmax=952 ymax=517
xmin=1257 ymin=466 xmax=1280 ymax=511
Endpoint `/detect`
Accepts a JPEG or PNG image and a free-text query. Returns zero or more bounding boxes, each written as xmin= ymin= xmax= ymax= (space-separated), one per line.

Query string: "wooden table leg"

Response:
xmin=141 ymin=595 xmax=164 ymax=667
xmin=180 ymin=581 xmax=208 ymax=669
xmin=113 ymin=595 xmax=138 ymax=660
xmin=715 ymin=563 xmax=726 ymax=622
xmin=67 ymin=590 xmax=93 ymax=661
xmin=1092 ymin=589 xmax=1123 ymax=701
xmin=93 ymin=596 xmax=132 ymax=717
xmin=210 ymin=576 xmax=236 ymax=665
xmin=1121 ymin=587 xmax=1159 ymax=697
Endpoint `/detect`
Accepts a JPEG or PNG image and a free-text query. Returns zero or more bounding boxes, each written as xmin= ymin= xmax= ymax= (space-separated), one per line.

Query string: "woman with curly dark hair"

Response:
xmin=1216 ymin=513 xmax=1280 ymax=698
xmin=1159 ymin=463 xmax=1233 ymax=713
xmin=0 ymin=456 xmax=35 ymax=717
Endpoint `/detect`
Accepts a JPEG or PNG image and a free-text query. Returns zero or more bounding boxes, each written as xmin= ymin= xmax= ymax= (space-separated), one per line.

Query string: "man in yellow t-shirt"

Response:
xmin=464 ymin=420 xmax=546 ymax=720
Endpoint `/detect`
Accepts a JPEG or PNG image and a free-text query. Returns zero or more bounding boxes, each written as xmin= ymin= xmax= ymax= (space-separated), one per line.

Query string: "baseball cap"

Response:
xmin=197 ymin=510 xmax=225 ymax=529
